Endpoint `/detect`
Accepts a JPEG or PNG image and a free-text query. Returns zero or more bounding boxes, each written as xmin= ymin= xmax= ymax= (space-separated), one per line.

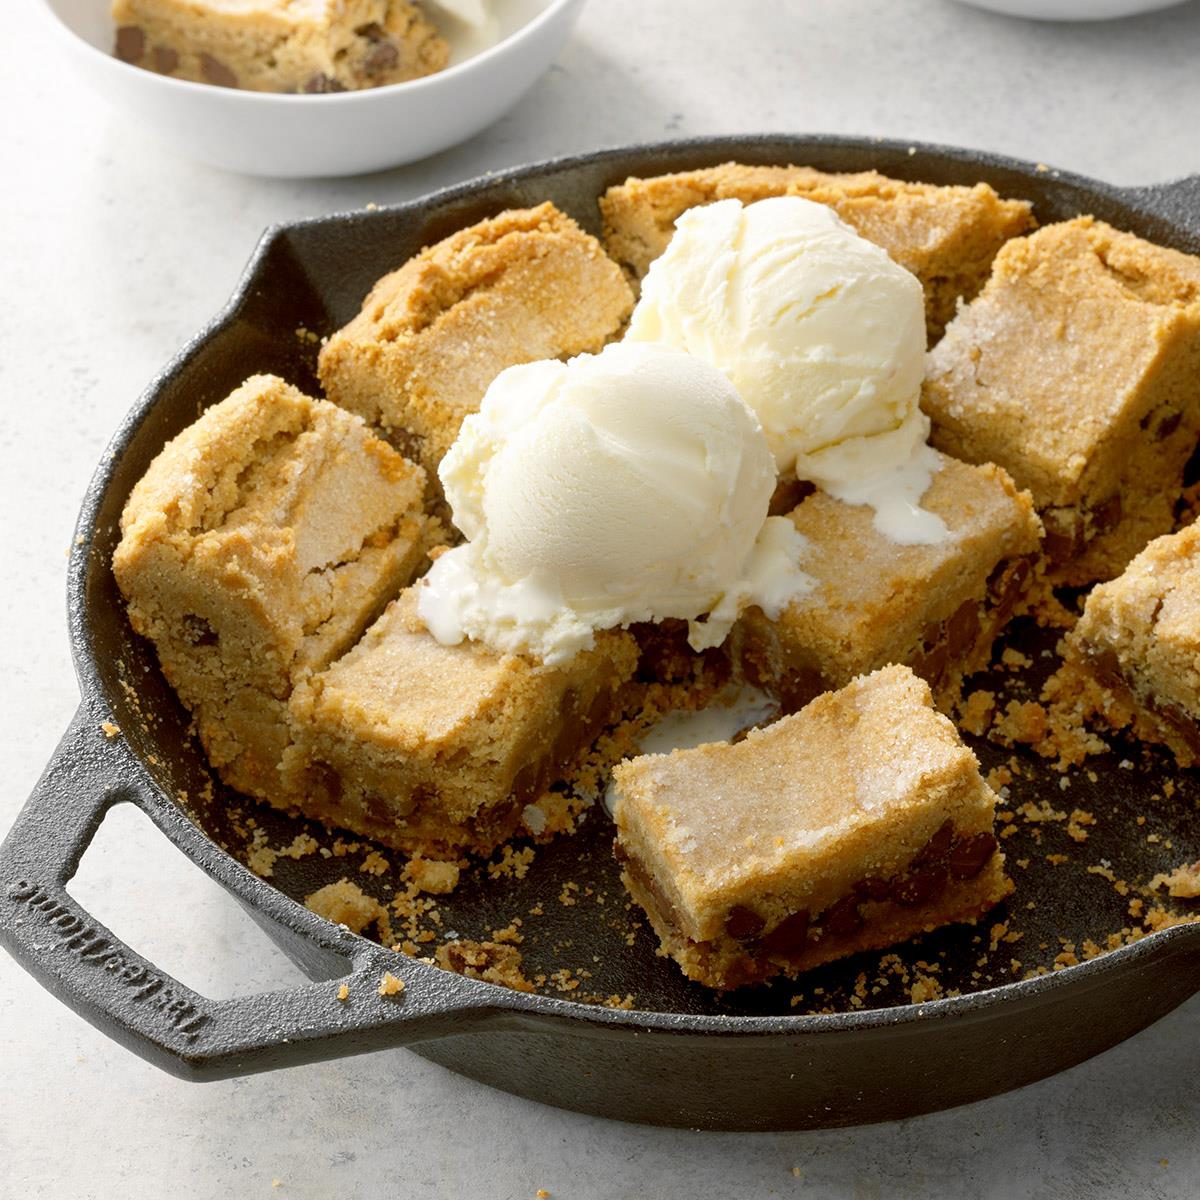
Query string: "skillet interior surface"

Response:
xmin=59 ymin=137 xmax=1200 ymax=1111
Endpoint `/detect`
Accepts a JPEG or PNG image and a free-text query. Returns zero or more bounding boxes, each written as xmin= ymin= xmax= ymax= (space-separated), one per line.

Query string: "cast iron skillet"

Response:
xmin=3 ymin=136 xmax=1200 ymax=1132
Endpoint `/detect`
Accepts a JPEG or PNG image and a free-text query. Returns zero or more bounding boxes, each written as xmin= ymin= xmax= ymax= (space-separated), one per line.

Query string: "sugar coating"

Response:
xmin=738 ymin=453 xmax=1043 ymax=706
xmin=924 ymin=217 xmax=1200 ymax=584
xmin=319 ymin=203 xmax=634 ymax=478
xmin=612 ymin=665 xmax=1005 ymax=944
xmin=285 ymin=589 xmax=639 ymax=856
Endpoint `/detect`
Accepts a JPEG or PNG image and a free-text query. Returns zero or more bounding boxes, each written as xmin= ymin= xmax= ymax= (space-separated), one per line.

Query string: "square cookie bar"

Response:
xmin=285 ymin=590 xmax=640 ymax=857
xmin=611 ymin=665 xmax=1012 ymax=990
xmin=737 ymin=454 xmax=1042 ymax=712
xmin=319 ymin=203 xmax=634 ymax=477
xmin=113 ymin=374 xmax=430 ymax=799
xmin=599 ymin=161 xmax=1034 ymax=339
xmin=923 ymin=217 xmax=1200 ymax=585
xmin=112 ymin=0 xmax=448 ymax=93
xmin=1057 ymin=526 xmax=1200 ymax=766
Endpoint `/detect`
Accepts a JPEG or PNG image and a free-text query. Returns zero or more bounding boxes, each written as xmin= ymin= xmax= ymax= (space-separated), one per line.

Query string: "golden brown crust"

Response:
xmin=611 ymin=666 xmax=1011 ymax=989
xmin=284 ymin=589 xmax=640 ymax=857
xmin=924 ymin=217 xmax=1200 ymax=585
xmin=623 ymin=858 xmax=1012 ymax=992
xmin=1056 ymin=526 xmax=1200 ymax=765
xmin=599 ymin=161 xmax=1035 ymax=340
xmin=319 ymin=202 xmax=634 ymax=477
xmin=113 ymin=374 xmax=430 ymax=799
xmin=736 ymin=454 xmax=1044 ymax=711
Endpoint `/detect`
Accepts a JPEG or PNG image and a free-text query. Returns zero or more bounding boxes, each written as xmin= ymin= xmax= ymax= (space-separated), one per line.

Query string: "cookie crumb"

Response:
xmin=336 ymin=983 xmax=350 ymax=1002
xmin=1066 ymin=809 xmax=1095 ymax=842
xmin=958 ymin=689 xmax=995 ymax=736
xmin=436 ymin=939 xmax=535 ymax=993
xmin=360 ymin=850 xmax=390 ymax=876
xmin=1150 ymin=861 xmax=1200 ymax=898
xmin=306 ymin=879 xmax=394 ymax=944
xmin=488 ymin=845 xmax=536 ymax=881
xmin=403 ymin=856 xmax=461 ymax=895
xmin=100 ymin=721 xmax=121 ymax=739
xmin=378 ymin=971 xmax=405 ymax=997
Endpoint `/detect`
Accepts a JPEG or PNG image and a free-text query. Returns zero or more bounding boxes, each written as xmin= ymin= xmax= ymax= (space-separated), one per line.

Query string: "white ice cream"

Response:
xmin=426 ymin=0 xmax=491 ymax=27
xmin=418 ymin=342 xmax=813 ymax=664
xmin=626 ymin=196 xmax=949 ymax=544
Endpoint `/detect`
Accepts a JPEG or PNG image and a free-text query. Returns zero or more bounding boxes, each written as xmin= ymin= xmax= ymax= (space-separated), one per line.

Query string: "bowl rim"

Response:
xmin=38 ymin=0 xmax=582 ymax=104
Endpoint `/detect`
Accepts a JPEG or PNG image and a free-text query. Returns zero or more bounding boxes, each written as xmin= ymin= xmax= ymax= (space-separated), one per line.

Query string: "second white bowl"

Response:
xmin=41 ymin=0 xmax=586 ymax=177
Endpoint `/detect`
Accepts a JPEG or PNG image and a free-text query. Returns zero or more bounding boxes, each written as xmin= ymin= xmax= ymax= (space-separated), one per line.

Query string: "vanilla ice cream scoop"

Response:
xmin=426 ymin=0 xmax=491 ymax=27
xmin=418 ymin=342 xmax=812 ymax=664
xmin=626 ymin=196 xmax=930 ymax=491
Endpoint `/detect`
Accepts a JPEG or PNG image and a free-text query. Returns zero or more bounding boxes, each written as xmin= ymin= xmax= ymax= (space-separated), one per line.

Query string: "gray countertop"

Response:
xmin=3 ymin=1 xmax=1200 ymax=1196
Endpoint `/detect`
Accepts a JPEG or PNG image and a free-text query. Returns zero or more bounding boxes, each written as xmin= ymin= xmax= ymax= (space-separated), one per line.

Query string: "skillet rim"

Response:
xmin=65 ymin=132 xmax=1200 ymax=1041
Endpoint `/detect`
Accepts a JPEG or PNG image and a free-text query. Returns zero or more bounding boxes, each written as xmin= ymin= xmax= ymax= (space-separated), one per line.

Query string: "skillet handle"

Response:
xmin=0 ymin=709 xmax=509 ymax=1081
xmin=1126 ymin=174 xmax=1200 ymax=240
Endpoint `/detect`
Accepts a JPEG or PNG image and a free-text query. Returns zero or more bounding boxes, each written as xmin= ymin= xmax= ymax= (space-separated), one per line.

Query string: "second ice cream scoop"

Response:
xmin=419 ymin=341 xmax=811 ymax=663
xmin=625 ymin=195 xmax=929 ymax=491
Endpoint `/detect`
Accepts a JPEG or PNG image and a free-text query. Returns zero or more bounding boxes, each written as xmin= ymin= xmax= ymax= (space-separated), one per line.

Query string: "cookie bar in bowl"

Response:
xmin=611 ymin=665 xmax=1012 ymax=991
xmin=736 ymin=453 xmax=1043 ymax=713
xmin=113 ymin=374 xmax=431 ymax=800
xmin=923 ymin=217 xmax=1200 ymax=586
xmin=111 ymin=0 xmax=449 ymax=93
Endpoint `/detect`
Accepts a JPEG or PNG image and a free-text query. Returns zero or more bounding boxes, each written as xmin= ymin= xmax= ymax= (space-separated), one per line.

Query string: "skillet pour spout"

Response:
xmin=2 ymin=136 xmax=1200 ymax=1130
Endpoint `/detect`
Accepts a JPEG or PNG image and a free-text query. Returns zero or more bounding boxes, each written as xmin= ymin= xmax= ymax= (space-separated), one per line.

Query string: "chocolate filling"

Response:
xmin=304 ymin=73 xmax=348 ymax=94
xmin=153 ymin=46 xmax=180 ymax=75
xmin=318 ymin=676 xmax=622 ymax=846
xmin=717 ymin=819 xmax=998 ymax=956
xmin=1081 ymin=643 xmax=1200 ymax=759
xmin=200 ymin=53 xmax=238 ymax=89
xmin=115 ymin=26 xmax=145 ymax=63
xmin=760 ymin=909 xmax=809 ymax=954
xmin=908 ymin=554 xmax=1034 ymax=694
xmin=1043 ymin=494 xmax=1124 ymax=563
xmin=1139 ymin=405 xmax=1183 ymax=441
xmin=618 ymin=818 xmax=1000 ymax=969
xmin=766 ymin=552 xmax=1035 ymax=711
xmin=363 ymin=40 xmax=400 ymax=74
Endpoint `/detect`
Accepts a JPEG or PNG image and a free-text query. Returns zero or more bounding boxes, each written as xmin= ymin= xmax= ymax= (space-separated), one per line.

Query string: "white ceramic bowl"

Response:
xmin=952 ymin=0 xmax=1189 ymax=19
xmin=40 ymin=0 xmax=585 ymax=177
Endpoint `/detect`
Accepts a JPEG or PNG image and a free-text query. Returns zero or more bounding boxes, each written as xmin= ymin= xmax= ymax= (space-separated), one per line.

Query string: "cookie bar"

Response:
xmin=737 ymin=454 xmax=1042 ymax=712
xmin=923 ymin=217 xmax=1200 ymax=586
xmin=319 ymin=203 xmax=634 ymax=478
xmin=599 ymin=162 xmax=1034 ymax=339
xmin=113 ymin=374 xmax=430 ymax=799
xmin=1057 ymin=526 xmax=1200 ymax=766
xmin=284 ymin=590 xmax=640 ymax=857
xmin=112 ymin=0 xmax=448 ymax=93
xmin=611 ymin=666 xmax=1012 ymax=990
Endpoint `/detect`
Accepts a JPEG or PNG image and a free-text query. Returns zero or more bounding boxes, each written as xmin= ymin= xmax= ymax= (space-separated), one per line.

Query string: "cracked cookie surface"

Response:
xmin=113 ymin=373 xmax=431 ymax=799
